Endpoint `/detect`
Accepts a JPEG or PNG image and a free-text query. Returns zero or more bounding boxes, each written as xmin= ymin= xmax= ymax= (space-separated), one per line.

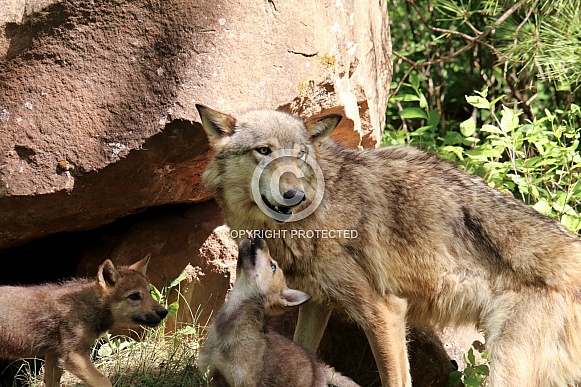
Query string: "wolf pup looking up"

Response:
xmin=0 ymin=256 xmax=168 ymax=387
xmin=198 ymin=234 xmax=359 ymax=387
xmin=197 ymin=104 xmax=581 ymax=387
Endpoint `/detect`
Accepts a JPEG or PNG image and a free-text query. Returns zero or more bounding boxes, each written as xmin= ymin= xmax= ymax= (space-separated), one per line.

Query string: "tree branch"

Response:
xmin=391 ymin=0 xmax=528 ymax=97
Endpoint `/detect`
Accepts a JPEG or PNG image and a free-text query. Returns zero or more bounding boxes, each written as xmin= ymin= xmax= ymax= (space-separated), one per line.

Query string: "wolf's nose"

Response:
xmin=157 ymin=308 xmax=169 ymax=320
xmin=282 ymin=189 xmax=305 ymax=206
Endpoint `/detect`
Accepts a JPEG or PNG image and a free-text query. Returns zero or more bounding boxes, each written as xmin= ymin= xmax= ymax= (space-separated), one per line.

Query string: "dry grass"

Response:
xmin=11 ymin=323 xmax=208 ymax=387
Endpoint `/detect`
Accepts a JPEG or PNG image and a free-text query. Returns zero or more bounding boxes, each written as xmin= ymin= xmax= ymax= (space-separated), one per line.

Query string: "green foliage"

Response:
xmin=386 ymin=85 xmax=581 ymax=234
xmin=388 ymin=0 xmax=581 ymax=139
xmin=493 ymin=0 xmax=581 ymax=89
xmin=447 ymin=347 xmax=489 ymax=387
xmin=150 ymin=268 xmax=190 ymax=335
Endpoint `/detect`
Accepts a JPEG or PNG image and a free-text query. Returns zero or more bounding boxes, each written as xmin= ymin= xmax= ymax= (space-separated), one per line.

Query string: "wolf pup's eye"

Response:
xmin=270 ymin=262 xmax=277 ymax=273
xmin=297 ymin=150 xmax=306 ymax=160
xmin=256 ymin=147 xmax=271 ymax=155
xmin=128 ymin=293 xmax=141 ymax=301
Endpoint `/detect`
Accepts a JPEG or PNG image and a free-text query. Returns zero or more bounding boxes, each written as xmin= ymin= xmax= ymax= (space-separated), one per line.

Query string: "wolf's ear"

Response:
xmin=196 ymin=104 xmax=237 ymax=145
xmin=129 ymin=254 xmax=151 ymax=275
xmin=98 ymin=259 xmax=120 ymax=289
xmin=281 ymin=288 xmax=311 ymax=308
xmin=305 ymin=114 xmax=342 ymax=146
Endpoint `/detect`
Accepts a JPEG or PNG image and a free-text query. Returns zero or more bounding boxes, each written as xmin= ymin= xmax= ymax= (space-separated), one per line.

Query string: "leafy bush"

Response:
xmin=385 ymin=84 xmax=581 ymax=234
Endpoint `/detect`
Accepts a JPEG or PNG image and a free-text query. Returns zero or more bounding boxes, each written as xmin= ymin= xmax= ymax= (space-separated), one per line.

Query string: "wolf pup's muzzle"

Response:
xmin=135 ymin=306 xmax=168 ymax=327
xmin=238 ymin=233 xmax=267 ymax=269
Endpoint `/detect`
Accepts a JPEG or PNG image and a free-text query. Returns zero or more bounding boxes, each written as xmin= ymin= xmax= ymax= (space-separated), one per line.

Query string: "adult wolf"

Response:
xmin=197 ymin=104 xmax=581 ymax=386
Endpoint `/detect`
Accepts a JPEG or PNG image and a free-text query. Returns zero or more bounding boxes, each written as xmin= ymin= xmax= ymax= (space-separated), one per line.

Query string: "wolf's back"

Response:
xmin=0 ymin=285 xmax=59 ymax=358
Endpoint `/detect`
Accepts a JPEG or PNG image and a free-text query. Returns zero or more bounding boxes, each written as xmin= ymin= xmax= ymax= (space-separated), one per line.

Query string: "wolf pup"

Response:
xmin=197 ymin=104 xmax=581 ymax=387
xmin=198 ymin=234 xmax=359 ymax=387
xmin=0 ymin=256 xmax=168 ymax=387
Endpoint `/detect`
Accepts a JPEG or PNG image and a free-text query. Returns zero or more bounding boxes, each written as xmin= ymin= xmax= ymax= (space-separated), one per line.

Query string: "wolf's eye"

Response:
xmin=297 ymin=150 xmax=306 ymax=159
xmin=256 ymin=147 xmax=271 ymax=155
xmin=128 ymin=293 xmax=141 ymax=301
xmin=270 ymin=262 xmax=277 ymax=273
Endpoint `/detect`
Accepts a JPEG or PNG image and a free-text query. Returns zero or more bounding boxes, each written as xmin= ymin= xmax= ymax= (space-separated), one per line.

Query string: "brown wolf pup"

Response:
xmin=197 ymin=104 xmax=581 ymax=386
xmin=198 ymin=234 xmax=360 ymax=387
xmin=0 ymin=256 xmax=168 ymax=387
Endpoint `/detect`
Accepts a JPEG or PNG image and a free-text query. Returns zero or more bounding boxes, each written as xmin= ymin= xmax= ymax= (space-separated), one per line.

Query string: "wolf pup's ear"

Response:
xmin=196 ymin=104 xmax=237 ymax=145
xmin=305 ymin=114 xmax=342 ymax=146
xmin=281 ymin=288 xmax=311 ymax=308
xmin=129 ymin=254 xmax=151 ymax=276
xmin=98 ymin=259 xmax=120 ymax=289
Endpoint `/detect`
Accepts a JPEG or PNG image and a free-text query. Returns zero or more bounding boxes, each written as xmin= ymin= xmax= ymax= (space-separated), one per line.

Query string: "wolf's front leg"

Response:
xmin=64 ymin=352 xmax=112 ymax=387
xmin=360 ymin=293 xmax=411 ymax=387
xmin=293 ymin=300 xmax=333 ymax=353
xmin=43 ymin=352 xmax=63 ymax=387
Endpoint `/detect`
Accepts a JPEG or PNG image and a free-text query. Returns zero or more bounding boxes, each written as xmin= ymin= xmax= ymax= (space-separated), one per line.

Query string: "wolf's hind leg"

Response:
xmin=44 ymin=352 xmax=63 ymax=387
xmin=483 ymin=291 xmax=572 ymax=387
xmin=486 ymin=339 xmax=538 ymax=387
xmin=293 ymin=300 xmax=333 ymax=353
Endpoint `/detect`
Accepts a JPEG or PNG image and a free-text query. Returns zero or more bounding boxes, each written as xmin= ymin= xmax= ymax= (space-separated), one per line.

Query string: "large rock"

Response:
xmin=0 ymin=119 xmax=214 ymax=248
xmin=0 ymin=0 xmax=391 ymax=248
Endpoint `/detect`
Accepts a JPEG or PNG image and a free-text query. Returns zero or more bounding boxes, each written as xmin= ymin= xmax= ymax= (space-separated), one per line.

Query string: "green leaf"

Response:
xmin=474 ymin=364 xmax=490 ymax=376
xmin=428 ymin=109 xmax=440 ymax=127
xmin=489 ymin=94 xmax=506 ymax=107
xmin=442 ymin=131 xmax=464 ymax=146
xmin=150 ymin=284 xmax=162 ymax=302
xmin=399 ymin=107 xmax=427 ymax=119
xmin=462 ymin=136 xmax=480 ymax=146
xmin=446 ymin=370 xmax=463 ymax=386
xmin=440 ymin=145 xmax=465 ymax=160
xmin=466 ymin=95 xmax=490 ymax=109
xmin=475 ymin=87 xmax=488 ymax=98
xmin=465 ymin=376 xmax=483 ymax=387
xmin=410 ymin=72 xmax=420 ymax=90
xmin=562 ymin=214 xmax=581 ymax=233
xmin=393 ymin=94 xmax=420 ymax=102
xmin=168 ymin=270 xmax=188 ymax=289
xmin=167 ymin=301 xmax=180 ymax=318
xmin=419 ymin=93 xmax=428 ymax=109
xmin=177 ymin=325 xmax=197 ymax=336
xmin=500 ymin=106 xmax=521 ymax=133
xmin=460 ymin=118 xmax=476 ymax=137
xmin=467 ymin=348 xmax=476 ymax=365
xmin=480 ymin=124 xmax=502 ymax=135
xmin=409 ymin=125 xmax=434 ymax=135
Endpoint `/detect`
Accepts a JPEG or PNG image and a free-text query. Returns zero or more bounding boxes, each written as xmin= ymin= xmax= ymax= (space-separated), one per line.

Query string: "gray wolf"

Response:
xmin=198 ymin=234 xmax=359 ymax=387
xmin=197 ymin=104 xmax=581 ymax=386
xmin=0 ymin=256 xmax=168 ymax=387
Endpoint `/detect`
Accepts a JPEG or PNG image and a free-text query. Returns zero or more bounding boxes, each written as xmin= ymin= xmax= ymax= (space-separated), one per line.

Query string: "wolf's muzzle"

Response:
xmin=261 ymin=190 xmax=305 ymax=216
xmin=282 ymin=189 xmax=305 ymax=206
xmin=135 ymin=307 xmax=169 ymax=327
